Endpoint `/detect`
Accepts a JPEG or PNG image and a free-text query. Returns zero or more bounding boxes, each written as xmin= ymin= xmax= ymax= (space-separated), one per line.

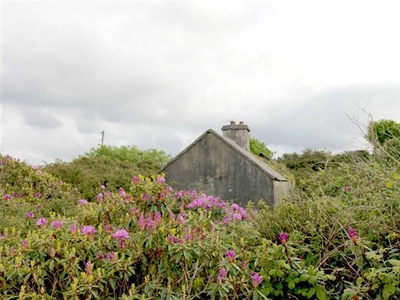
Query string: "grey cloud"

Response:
xmin=21 ymin=106 xmax=62 ymax=129
xmin=250 ymin=85 xmax=400 ymax=153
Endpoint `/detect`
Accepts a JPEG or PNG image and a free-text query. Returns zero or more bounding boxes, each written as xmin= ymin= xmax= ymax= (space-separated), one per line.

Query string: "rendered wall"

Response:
xmin=164 ymin=133 xmax=278 ymax=207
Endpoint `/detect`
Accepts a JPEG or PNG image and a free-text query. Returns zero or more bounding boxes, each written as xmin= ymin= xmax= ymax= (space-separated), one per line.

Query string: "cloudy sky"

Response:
xmin=2 ymin=0 xmax=400 ymax=165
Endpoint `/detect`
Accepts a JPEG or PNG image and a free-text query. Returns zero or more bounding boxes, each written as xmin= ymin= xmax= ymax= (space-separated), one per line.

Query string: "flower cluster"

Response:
xmin=36 ymin=217 xmax=48 ymax=228
xmin=279 ymin=232 xmax=289 ymax=245
xmin=138 ymin=212 xmax=163 ymax=232
xmin=225 ymin=250 xmax=236 ymax=262
xmin=217 ymin=268 xmax=228 ymax=283
xmin=349 ymin=227 xmax=358 ymax=244
xmin=81 ymin=225 xmax=97 ymax=236
xmin=78 ymin=199 xmax=89 ymax=206
xmin=112 ymin=229 xmax=130 ymax=240
xmin=51 ymin=220 xmax=63 ymax=229
xmin=251 ymin=272 xmax=263 ymax=288
xmin=187 ymin=194 xmax=226 ymax=210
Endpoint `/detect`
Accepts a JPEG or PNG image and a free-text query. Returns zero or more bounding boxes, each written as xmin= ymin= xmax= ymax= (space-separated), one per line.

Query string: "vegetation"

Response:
xmin=43 ymin=145 xmax=171 ymax=201
xmin=1 ymin=119 xmax=400 ymax=299
xmin=250 ymin=137 xmax=274 ymax=159
xmin=365 ymin=119 xmax=400 ymax=159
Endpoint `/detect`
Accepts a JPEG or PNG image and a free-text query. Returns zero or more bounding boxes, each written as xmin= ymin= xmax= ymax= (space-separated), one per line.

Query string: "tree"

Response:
xmin=365 ymin=119 xmax=400 ymax=158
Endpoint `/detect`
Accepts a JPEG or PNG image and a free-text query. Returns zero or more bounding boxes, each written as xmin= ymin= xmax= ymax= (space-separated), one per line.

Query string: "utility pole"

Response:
xmin=100 ymin=130 xmax=105 ymax=147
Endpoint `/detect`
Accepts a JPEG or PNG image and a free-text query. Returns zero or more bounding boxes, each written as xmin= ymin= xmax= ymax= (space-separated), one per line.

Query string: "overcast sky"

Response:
xmin=2 ymin=0 xmax=400 ymax=165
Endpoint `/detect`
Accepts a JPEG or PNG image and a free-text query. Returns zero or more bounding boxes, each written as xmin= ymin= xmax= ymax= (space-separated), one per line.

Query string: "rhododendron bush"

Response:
xmin=1 ymin=152 xmax=400 ymax=299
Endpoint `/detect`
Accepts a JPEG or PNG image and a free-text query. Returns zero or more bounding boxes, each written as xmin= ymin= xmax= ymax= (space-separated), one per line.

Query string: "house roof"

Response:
xmin=160 ymin=129 xmax=287 ymax=182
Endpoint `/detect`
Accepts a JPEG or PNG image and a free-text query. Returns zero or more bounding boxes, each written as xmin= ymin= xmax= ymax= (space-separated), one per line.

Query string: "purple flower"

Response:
xmin=349 ymin=227 xmax=358 ymax=243
xmin=85 ymin=261 xmax=92 ymax=275
xmin=251 ymin=272 xmax=263 ymax=288
xmin=69 ymin=224 xmax=78 ymax=234
xmin=96 ymin=193 xmax=104 ymax=202
xmin=156 ymin=176 xmax=166 ymax=183
xmin=279 ymin=232 xmax=289 ymax=245
xmin=81 ymin=225 xmax=97 ymax=236
xmin=34 ymin=192 xmax=42 ymax=198
xmin=132 ymin=176 xmax=140 ymax=183
xmin=21 ymin=239 xmax=28 ymax=249
xmin=106 ymin=252 xmax=115 ymax=261
xmin=217 ymin=267 xmax=228 ymax=283
xmin=225 ymin=250 xmax=236 ymax=262
xmin=25 ymin=212 xmax=35 ymax=219
xmin=138 ymin=215 xmax=146 ymax=231
xmin=112 ymin=229 xmax=130 ymax=240
xmin=3 ymin=194 xmax=11 ymax=201
xmin=36 ymin=217 xmax=48 ymax=228
xmin=154 ymin=212 xmax=162 ymax=226
xmin=51 ymin=220 xmax=63 ymax=229
xmin=103 ymin=224 xmax=112 ymax=233
xmin=118 ymin=187 xmax=127 ymax=197
xmin=168 ymin=235 xmax=179 ymax=243
xmin=177 ymin=214 xmax=186 ymax=224
xmin=78 ymin=199 xmax=88 ymax=206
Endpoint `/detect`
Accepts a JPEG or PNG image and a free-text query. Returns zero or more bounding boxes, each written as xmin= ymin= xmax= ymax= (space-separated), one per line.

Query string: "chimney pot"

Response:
xmin=239 ymin=121 xmax=244 ymax=125
xmin=230 ymin=120 xmax=236 ymax=125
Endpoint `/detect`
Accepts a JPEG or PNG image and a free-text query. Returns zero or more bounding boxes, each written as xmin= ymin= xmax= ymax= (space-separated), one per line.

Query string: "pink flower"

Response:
xmin=69 ymin=224 xmax=78 ymax=234
xmin=251 ymin=272 xmax=263 ymax=288
xmin=21 ymin=239 xmax=28 ymax=249
xmin=106 ymin=252 xmax=115 ymax=261
xmin=154 ymin=212 xmax=162 ymax=226
xmin=217 ymin=268 xmax=228 ymax=283
xmin=25 ymin=212 xmax=35 ymax=219
xmin=100 ymin=184 xmax=106 ymax=190
xmin=78 ymin=199 xmax=88 ymax=206
xmin=156 ymin=176 xmax=166 ymax=183
xmin=34 ymin=192 xmax=42 ymax=198
xmin=132 ymin=176 xmax=140 ymax=183
xmin=51 ymin=220 xmax=63 ymax=229
xmin=138 ymin=215 xmax=146 ymax=231
xmin=112 ymin=229 xmax=130 ymax=240
xmin=36 ymin=217 xmax=48 ymax=228
xmin=225 ymin=250 xmax=236 ymax=262
xmin=118 ymin=187 xmax=126 ymax=197
xmin=96 ymin=193 xmax=104 ymax=202
xmin=168 ymin=235 xmax=179 ymax=243
xmin=103 ymin=224 xmax=112 ymax=233
xmin=81 ymin=225 xmax=97 ymax=236
xmin=85 ymin=261 xmax=92 ymax=275
xmin=177 ymin=214 xmax=186 ymax=224
xmin=279 ymin=232 xmax=289 ymax=245
xmin=349 ymin=227 xmax=358 ymax=244
xmin=3 ymin=194 xmax=11 ymax=201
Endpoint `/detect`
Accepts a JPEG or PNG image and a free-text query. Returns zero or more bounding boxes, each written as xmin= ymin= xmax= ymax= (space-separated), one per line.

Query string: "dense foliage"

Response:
xmin=0 ymin=154 xmax=80 ymax=231
xmin=43 ymin=146 xmax=171 ymax=201
xmin=366 ymin=119 xmax=400 ymax=158
xmin=1 ymin=120 xmax=400 ymax=299
xmin=250 ymin=137 xmax=274 ymax=159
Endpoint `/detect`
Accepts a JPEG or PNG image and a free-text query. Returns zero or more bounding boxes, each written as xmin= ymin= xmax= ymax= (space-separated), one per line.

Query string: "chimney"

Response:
xmin=221 ymin=121 xmax=250 ymax=151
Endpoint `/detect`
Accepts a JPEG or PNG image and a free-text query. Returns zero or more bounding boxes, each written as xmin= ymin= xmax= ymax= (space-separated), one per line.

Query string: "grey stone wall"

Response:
xmin=164 ymin=132 xmax=278 ymax=207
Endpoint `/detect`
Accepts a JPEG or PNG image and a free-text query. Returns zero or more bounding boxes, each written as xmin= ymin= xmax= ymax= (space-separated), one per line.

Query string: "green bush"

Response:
xmin=43 ymin=145 xmax=171 ymax=201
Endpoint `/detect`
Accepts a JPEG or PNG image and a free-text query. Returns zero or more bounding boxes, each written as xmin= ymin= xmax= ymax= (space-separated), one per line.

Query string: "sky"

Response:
xmin=2 ymin=0 xmax=400 ymax=165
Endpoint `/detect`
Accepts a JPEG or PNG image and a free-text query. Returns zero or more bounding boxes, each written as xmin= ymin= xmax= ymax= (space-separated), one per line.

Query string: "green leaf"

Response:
xmin=288 ymin=281 xmax=295 ymax=289
xmin=315 ymin=287 xmax=326 ymax=300
xmin=300 ymin=274 xmax=310 ymax=281
xmin=307 ymin=288 xmax=315 ymax=299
